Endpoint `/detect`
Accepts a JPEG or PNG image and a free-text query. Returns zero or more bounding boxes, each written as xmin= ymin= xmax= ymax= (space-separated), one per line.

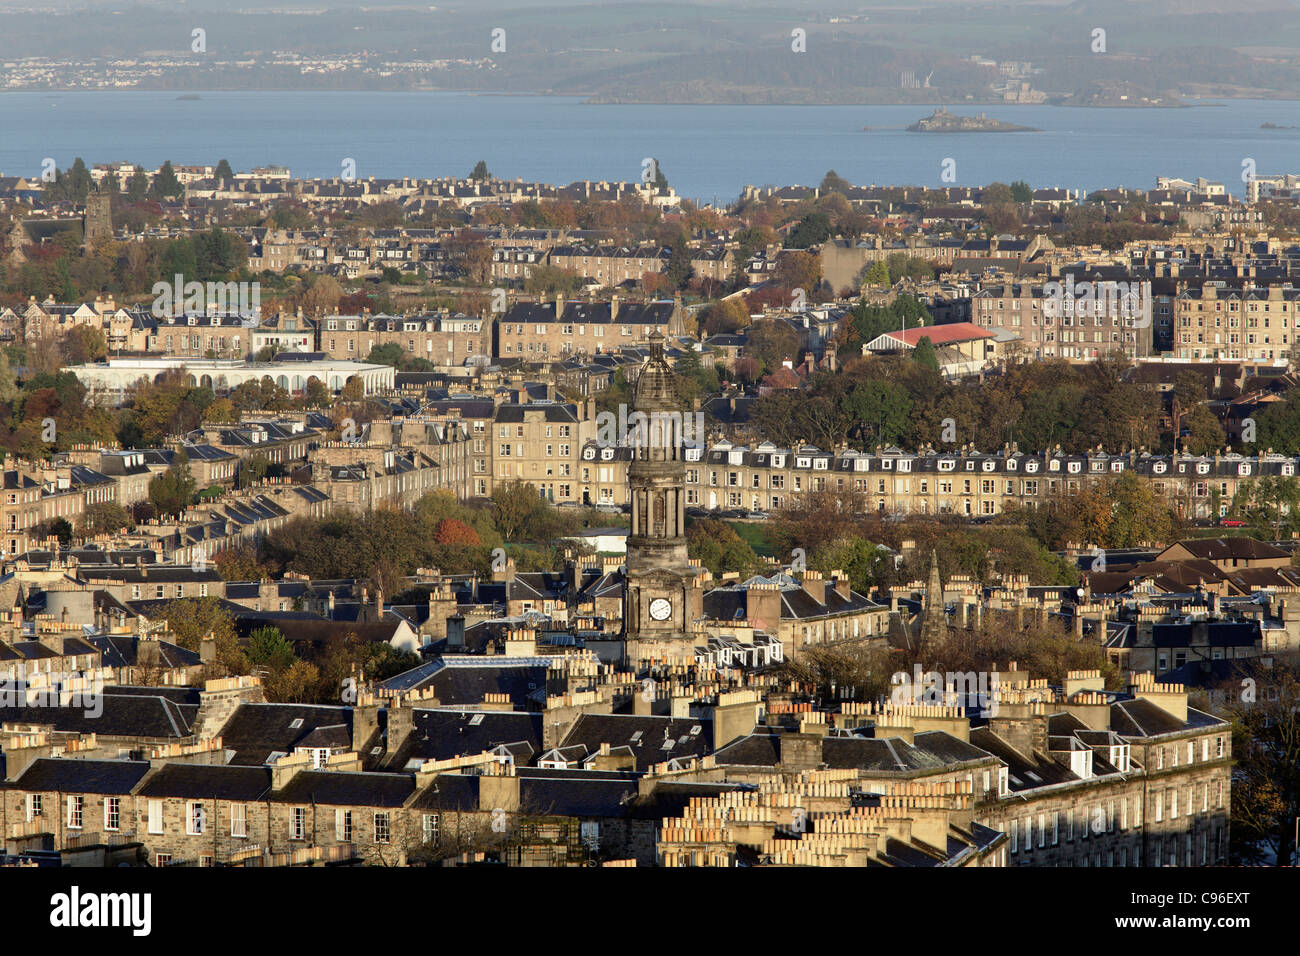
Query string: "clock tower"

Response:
xmin=622 ymin=332 xmax=702 ymax=662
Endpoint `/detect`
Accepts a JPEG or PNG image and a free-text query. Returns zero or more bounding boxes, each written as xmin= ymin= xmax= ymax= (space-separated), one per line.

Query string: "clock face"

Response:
xmin=648 ymin=598 xmax=672 ymax=621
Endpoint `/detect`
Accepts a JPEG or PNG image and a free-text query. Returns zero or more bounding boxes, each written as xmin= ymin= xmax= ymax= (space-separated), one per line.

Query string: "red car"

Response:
xmin=1219 ymin=519 xmax=1247 ymax=527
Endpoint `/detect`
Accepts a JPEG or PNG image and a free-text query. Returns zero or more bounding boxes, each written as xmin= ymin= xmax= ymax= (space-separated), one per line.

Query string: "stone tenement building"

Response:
xmin=497 ymin=296 xmax=685 ymax=360
xmin=1173 ymin=283 xmax=1300 ymax=363
xmin=657 ymin=777 xmax=1004 ymax=867
xmin=970 ymin=670 xmax=1233 ymax=868
xmin=0 ymin=649 xmax=1233 ymax=868
xmin=969 ymin=281 xmax=1164 ymax=361
xmin=317 ymin=312 xmax=489 ymax=364
xmin=571 ymin=441 xmax=1300 ymax=522
xmin=547 ymin=246 xmax=731 ymax=287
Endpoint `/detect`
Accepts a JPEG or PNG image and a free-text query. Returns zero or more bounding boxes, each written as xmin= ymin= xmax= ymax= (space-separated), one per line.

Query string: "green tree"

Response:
xmin=192 ymin=227 xmax=248 ymax=280
xmin=152 ymin=597 xmax=247 ymax=674
xmin=492 ymin=480 xmax=542 ymax=540
xmin=149 ymin=452 xmax=197 ymax=517
xmin=844 ymin=380 xmax=913 ymax=446
xmin=150 ymin=161 xmax=184 ymax=200
xmin=37 ymin=517 xmax=74 ymax=547
xmin=812 ymin=537 xmax=889 ymax=594
xmin=303 ymin=376 xmax=330 ymax=409
xmin=363 ymin=644 xmax=422 ymax=682
xmin=648 ymin=158 xmax=669 ymax=192
xmin=524 ymin=264 xmax=584 ymax=295
xmin=784 ymin=212 xmax=832 ymax=250
xmin=237 ymin=455 xmax=270 ymax=490
xmin=0 ymin=352 xmax=17 ymax=404
xmin=215 ymin=159 xmax=235 ymax=184
xmin=470 ymin=160 xmax=491 ymax=182
xmin=664 ymin=236 xmax=694 ymax=290
xmin=863 ymin=261 xmax=890 ymax=286
xmin=246 ymin=626 xmax=297 ymax=673
xmin=819 ymin=170 xmax=852 ymax=196
xmin=701 ymin=298 xmax=750 ymax=336
xmin=672 ymin=347 xmax=719 ymax=404
xmin=80 ymin=502 xmax=131 ymax=536
xmin=1224 ymin=655 xmax=1300 ymax=865
xmin=1255 ymin=400 xmax=1300 ymax=455
xmin=51 ymin=157 xmax=94 ymax=203
xmin=1185 ymin=404 xmax=1226 ymax=456
xmin=745 ymin=320 xmax=801 ymax=374
xmin=366 ymin=343 xmax=408 ymax=369
xmin=125 ymin=170 xmax=150 ymax=203
xmin=1010 ymin=180 xmax=1034 ymax=204
xmin=911 ymin=336 xmax=939 ymax=372
xmin=687 ymin=519 xmax=760 ymax=576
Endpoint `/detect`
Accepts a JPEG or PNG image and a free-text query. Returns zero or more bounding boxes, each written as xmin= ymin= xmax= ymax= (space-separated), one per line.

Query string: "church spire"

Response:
xmin=919 ymin=550 xmax=948 ymax=645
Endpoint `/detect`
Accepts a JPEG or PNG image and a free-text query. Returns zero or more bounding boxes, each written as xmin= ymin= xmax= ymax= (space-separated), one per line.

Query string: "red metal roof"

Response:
xmin=887 ymin=322 xmax=996 ymax=347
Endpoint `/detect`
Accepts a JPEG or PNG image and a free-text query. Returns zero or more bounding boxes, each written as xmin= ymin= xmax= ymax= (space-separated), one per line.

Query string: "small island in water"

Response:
xmin=906 ymin=107 xmax=1038 ymax=132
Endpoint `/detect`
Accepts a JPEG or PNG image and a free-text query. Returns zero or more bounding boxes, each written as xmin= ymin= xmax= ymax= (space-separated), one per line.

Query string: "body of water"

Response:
xmin=2 ymin=91 xmax=1299 ymax=203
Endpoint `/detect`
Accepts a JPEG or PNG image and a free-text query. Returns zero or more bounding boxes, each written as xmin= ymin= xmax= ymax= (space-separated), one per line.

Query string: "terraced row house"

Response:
xmin=316 ymin=311 xmax=489 ymax=364
xmin=570 ymin=441 xmax=1299 ymax=521
xmin=0 ymin=637 xmax=1233 ymax=868
xmin=548 ymin=245 xmax=731 ymax=286
xmin=495 ymin=296 xmax=685 ymax=359
xmin=969 ymin=671 xmax=1233 ymax=868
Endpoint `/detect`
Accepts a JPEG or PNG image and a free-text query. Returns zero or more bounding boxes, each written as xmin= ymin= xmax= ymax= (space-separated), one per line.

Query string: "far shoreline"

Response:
xmin=3 ymin=88 xmax=1300 ymax=109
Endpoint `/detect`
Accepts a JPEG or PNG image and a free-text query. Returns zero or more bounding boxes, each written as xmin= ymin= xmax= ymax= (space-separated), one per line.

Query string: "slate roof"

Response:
xmin=701 ymin=572 xmax=881 ymax=622
xmin=385 ymin=708 xmax=545 ymax=768
xmin=271 ymin=770 xmax=415 ymax=808
xmin=217 ymin=703 xmax=354 ymax=765
xmin=87 ymin=635 xmax=201 ymax=669
xmin=1168 ymin=537 xmax=1289 ymax=562
xmin=13 ymin=758 xmax=151 ymax=794
xmin=0 ymin=692 xmax=196 ymax=738
xmin=1110 ymin=698 xmax=1222 ymax=737
xmin=136 ymin=763 xmax=271 ymax=801
xmin=378 ymin=658 xmax=552 ymax=708
xmin=1150 ymin=621 xmax=1259 ymax=648
xmin=407 ymin=772 xmax=481 ymax=811
xmin=557 ymin=714 xmax=713 ymax=772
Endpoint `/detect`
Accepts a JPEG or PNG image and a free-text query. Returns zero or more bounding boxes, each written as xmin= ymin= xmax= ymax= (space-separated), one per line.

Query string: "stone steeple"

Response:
xmin=919 ymin=549 xmax=948 ymax=645
xmin=622 ymin=332 xmax=702 ymax=662
xmin=626 ymin=330 xmax=688 ymax=571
